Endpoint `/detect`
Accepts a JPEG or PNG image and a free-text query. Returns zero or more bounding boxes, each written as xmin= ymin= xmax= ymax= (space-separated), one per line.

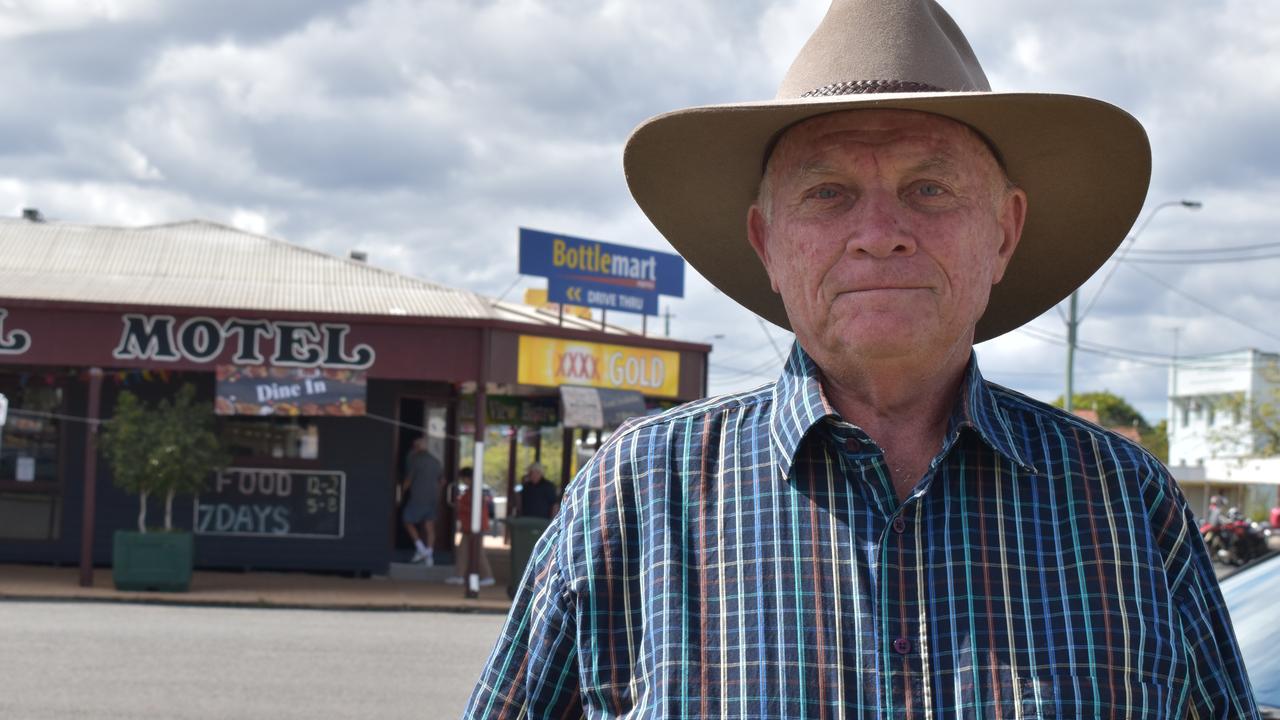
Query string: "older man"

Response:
xmin=465 ymin=1 xmax=1257 ymax=718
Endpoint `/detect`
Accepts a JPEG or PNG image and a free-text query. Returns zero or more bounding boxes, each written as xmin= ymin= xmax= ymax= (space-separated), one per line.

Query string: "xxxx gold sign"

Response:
xmin=517 ymin=335 xmax=680 ymax=398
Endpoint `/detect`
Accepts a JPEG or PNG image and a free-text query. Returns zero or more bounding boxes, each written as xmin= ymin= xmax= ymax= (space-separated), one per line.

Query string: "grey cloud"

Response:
xmin=2 ymin=0 xmax=1277 ymax=424
xmin=152 ymin=0 xmax=368 ymax=44
xmin=245 ymin=113 xmax=468 ymax=191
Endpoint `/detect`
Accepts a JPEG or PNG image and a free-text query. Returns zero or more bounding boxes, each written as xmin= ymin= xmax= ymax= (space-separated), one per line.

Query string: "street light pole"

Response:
xmin=1065 ymin=291 xmax=1079 ymax=412
xmin=1063 ymin=199 xmax=1201 ymax=414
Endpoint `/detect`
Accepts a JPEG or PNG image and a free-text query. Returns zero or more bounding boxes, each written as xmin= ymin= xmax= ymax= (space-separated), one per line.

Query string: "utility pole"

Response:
xmin=1065 ymin=291 xmax=1079 ymax=413
xmin=1169 ymin=327 xmax=1181 ymax=428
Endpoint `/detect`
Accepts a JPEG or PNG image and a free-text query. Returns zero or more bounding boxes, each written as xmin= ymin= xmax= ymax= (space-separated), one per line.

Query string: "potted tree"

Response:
xmin=100 ymin=383 xmax=228 ymax=592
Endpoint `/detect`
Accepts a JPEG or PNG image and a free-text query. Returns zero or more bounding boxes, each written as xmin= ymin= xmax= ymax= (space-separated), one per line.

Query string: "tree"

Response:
xmin=100 ymin=384 xmax=229 ymax=532
xmin=1203 ymin=356 xmax=1280 ymax=453
xmin=1141 ymin=419 xmax=1168 ymax=463
xmin=1053 ymin=390 xmax=1168 ymax=460
xmin=1052 ymin=390 xmax=1151 ymax=433
xmin=479 ymin=426 xmax=567 ymax=493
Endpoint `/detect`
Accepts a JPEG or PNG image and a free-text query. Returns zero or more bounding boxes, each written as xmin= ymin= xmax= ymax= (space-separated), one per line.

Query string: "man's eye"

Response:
xmin=916 ymin=182 xmax=946 ymax=197
xmin=810 ymin=187 xmax=839 ymax=200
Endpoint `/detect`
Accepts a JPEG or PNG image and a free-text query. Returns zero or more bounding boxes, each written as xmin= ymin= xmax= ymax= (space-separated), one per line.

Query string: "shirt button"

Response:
xmin=893 ymin=637 xmax=912 ymax=655
xmin=892 ymin=516 xmax=906 ymax=534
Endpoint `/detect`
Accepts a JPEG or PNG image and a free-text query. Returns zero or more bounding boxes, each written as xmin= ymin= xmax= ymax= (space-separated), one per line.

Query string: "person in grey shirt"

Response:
xmin=399 ymin=436 xmax=442 ymax=565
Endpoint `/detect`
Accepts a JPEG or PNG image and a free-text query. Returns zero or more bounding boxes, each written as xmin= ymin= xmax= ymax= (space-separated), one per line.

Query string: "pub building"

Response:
xmin=0 ymin=214 xmax=709 ymax=576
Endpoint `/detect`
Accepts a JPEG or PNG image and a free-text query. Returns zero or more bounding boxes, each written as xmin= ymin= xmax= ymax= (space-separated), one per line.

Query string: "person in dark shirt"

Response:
xmin=516 ymin=462 xmax=558 ymax=519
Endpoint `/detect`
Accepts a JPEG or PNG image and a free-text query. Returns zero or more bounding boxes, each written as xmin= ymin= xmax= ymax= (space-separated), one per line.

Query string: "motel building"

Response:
xmin=0 ymin=214 xmax=709 ymax=575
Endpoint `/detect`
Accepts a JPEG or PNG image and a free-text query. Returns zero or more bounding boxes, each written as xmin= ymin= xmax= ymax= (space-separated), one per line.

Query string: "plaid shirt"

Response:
xmin=465 ymin=344 xmax=1258 ymax=719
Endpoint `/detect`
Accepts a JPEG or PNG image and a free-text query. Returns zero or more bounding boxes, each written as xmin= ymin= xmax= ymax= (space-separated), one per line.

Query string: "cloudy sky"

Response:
xmin=2 ymin=0 xmax=1277 ymax=423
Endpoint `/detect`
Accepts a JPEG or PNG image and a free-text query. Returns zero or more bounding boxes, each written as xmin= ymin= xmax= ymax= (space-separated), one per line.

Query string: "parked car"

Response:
xmin=1221 ymin=550 xmax=1280 ymax=716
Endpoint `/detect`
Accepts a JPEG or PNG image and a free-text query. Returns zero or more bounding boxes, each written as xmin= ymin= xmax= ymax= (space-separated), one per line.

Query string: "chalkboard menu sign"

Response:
xmin=193 ymin=467 xmax=345 ymax=538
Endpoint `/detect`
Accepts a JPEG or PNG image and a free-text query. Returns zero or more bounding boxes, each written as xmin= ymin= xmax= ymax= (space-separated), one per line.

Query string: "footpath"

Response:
xmin=5 ymin=537 xmax=1275 ymax=612
xmin=0 ymin=538 xmax=516 ymax=614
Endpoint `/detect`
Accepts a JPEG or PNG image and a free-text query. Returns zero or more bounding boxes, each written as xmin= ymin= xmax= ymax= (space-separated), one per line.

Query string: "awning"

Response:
xmin=560 ymin=386 xmax=646 ymax=429
xmin=1170 ymin=458 xmax=1280 ymax=486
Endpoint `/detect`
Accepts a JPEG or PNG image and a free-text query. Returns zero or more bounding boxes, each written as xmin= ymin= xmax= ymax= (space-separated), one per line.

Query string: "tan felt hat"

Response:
xmin=623 ymin=0 xmax=1151 ymax=342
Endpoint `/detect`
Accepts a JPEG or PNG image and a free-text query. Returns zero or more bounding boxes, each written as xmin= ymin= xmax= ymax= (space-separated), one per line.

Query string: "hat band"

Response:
xmin=800 ymin=79 xmax=946 ymax=97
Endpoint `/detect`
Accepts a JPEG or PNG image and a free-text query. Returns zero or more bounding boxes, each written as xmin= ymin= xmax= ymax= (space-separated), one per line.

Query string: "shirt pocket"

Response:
xmin=1016 ymin=674 xmax=1175 ymax=720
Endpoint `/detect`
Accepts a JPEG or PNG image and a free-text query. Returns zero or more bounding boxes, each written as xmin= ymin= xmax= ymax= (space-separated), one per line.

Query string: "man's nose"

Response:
xmin=845 ymin=191 xmax=916 ymax=258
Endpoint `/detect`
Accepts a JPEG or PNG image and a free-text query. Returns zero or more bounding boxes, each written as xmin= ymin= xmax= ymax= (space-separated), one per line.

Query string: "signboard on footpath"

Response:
xmin=194 ymin=467 xmax=345 ymax=538
xmin=516 ymin=335 xmax=680 ymax=398
xmin=518 ymin=228 xmax=684 ymax=315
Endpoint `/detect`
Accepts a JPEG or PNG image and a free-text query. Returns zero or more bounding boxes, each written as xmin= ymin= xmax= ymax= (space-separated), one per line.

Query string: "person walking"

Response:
xmin=399 ymin=436 xmax=442 ymax=565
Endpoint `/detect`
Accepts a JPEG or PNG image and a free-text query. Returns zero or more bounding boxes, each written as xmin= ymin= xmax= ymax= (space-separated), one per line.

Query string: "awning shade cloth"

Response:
xmin=560 ymin=386 xmax=646 ymax=429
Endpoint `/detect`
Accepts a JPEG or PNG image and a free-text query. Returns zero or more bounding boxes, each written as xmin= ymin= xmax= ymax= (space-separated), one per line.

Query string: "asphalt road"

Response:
xmin=0 ymin=600 xmax=507 ymax=720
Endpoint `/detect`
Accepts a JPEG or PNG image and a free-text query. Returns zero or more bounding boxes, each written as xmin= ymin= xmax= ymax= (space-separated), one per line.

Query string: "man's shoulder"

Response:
xmin=985 ymin=381 xmax=1163 ymax=467
xmin=609 ymin=382 xmax=777 ymax=444
xmin=564 ymin=383 xmax=776 ymax=488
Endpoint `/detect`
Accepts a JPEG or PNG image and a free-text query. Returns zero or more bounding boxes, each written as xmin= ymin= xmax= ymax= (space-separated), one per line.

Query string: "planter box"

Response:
xmin=112 ymin=530 xmax=194 ymax=592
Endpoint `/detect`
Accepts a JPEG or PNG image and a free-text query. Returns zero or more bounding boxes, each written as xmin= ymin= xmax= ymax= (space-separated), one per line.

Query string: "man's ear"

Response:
xmin=747 ymin=204 xmax=781 ymax=294
xmin=990 ymin=186 xmax=1027 ymax=285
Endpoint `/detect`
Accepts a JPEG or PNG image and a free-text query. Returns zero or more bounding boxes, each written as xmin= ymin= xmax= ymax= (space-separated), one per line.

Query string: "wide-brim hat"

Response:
xmin=623 ymin=0 xmax=1151 ymax=343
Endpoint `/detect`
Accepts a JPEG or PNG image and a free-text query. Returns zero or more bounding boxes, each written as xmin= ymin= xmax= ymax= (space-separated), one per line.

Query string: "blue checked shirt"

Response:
xmin=465 ymin=344 xmax=1258 ymax=719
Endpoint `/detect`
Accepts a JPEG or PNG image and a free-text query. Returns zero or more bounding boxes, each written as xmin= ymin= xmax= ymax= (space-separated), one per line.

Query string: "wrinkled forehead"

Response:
xmin=766 ymin=109 xmax=1005 ymax=178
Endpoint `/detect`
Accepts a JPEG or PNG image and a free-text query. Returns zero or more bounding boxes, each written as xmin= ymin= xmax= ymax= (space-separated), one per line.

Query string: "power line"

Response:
xmin=1017 ymin=327 xmax=1174 ymax=368
xmin=1077 ymin=200 xmax=1200 ymax=321
xmin=1019 ymin=325 xmax=1173 ymax=361
xmin=1124 ymin=264 xmax=1280 ymax=344
xmin=710 ymin=356 xmax=783 ymax=380
xmin=1015 ymin=325 xmax=1267 ymax=372
xmin=1121 ymin=252 xmax=1280 ymax=265
xmin=1126 ymin=239 xmax=1280 ymax=255
xmin=756 ymin=317 xmax=789 ymax=365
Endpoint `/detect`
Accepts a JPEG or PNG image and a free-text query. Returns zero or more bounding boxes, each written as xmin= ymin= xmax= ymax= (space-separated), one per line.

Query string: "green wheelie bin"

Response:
xmin=506 ymin=516 xmax=551 ymax=598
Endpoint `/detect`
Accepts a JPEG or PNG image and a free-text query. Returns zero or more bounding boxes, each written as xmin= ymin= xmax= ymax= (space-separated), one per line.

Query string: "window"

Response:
xmin=0 ymin=373 xmax=66 ymax=540
xmin=219 ymin=417 xmax=320 ymax=461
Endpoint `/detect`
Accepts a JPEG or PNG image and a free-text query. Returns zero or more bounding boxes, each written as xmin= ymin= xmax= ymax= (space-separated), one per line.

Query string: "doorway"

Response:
xmin=393 ymin=396 xmax=454 ymax=562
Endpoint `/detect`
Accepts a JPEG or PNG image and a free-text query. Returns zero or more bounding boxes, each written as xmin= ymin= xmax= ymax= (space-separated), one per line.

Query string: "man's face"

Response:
xmin=747 ymin=109 xmax=1025 ymax=377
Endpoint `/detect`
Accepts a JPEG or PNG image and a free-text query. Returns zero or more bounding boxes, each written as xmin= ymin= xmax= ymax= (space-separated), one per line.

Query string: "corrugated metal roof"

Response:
xmin=0 ymin=217 xmax=647 ymax=337
xmin=0 ymin=218 xmax=493 ymax=319
xmin=489 ymin=298 xmax=637 ymax=336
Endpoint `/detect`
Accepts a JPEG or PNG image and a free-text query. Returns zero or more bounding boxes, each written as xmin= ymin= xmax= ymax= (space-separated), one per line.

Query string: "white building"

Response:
xmin=1167 ymin=348 xmax=1280 ymax=519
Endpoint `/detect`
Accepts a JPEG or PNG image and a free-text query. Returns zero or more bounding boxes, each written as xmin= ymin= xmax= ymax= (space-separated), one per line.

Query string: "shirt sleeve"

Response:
xmin=462 ymin=519 xmax=583 ymax=719
xmin=1143 ymin=460 xmax=1260 ymax=719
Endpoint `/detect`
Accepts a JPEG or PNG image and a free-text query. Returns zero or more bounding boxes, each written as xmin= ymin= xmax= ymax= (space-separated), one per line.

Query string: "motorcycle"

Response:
xmin=1201 ymin=507 xmax=1270 ymax=566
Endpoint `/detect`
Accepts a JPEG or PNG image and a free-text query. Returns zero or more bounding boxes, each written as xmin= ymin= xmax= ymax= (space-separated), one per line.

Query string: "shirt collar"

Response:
xmin=768 ymin=342 xmax=1036 ymax=478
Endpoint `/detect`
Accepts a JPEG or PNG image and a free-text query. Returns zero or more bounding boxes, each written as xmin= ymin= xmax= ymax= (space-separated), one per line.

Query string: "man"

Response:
xmin=400 ymin=436 xmax=442 ymax=565
xmin=516 ymin=461 xmax=558 ymax=519
xmin=465 ymin=1 xmax=1258 ymax=717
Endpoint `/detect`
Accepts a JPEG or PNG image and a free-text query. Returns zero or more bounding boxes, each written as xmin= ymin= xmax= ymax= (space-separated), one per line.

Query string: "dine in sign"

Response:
xmin=517 ymin=228 xmax=684 ymax=315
